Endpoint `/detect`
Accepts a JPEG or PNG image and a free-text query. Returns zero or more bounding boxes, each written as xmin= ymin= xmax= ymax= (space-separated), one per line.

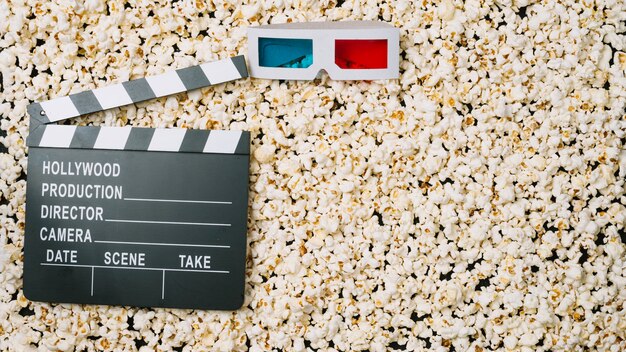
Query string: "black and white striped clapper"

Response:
xmin=23 ymin=56 xmax=250 ymax=310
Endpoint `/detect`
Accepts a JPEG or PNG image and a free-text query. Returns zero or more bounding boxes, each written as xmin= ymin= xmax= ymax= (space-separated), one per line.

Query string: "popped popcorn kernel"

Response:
xmin=1 ymin=0 xmax=625 ymax=351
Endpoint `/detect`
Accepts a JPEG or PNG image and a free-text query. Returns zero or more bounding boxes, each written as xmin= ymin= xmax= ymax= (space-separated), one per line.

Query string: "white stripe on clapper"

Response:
xmin=203 ymin=130 xmax=241 ymax=154
xmin=147 ymin=128 xmax=187 ymax=152
xmin=92 ymin=83 xmax=133 ymax=110
xmin=200 ymin=59 xmax=241 ymax=84
xmin=93 ymin=126 xmax=132 ymax=150
xmin=146 ymin=70 xmax=187 ymax=97
xmin=40 ymin=96 xmax=79 ymax=122
xmin=39 ymin=125 xmax=77 ymax=148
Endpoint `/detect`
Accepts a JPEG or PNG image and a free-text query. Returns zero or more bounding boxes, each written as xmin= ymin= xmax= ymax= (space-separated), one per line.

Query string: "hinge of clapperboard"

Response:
xmin=26 ymin=56 xmax=248 ymax=152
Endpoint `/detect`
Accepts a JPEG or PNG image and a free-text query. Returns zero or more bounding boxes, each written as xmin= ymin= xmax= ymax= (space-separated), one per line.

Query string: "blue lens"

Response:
xmin=258 ymin=38 xmax=313 ymax=68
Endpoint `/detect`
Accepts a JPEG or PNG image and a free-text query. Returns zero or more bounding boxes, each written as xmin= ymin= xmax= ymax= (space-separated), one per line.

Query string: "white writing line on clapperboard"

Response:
xmin=124 ymin=197 xmax=232 ymax=205
xmin=104 ymin=219 xmax=232 ymax=226
xmin=107 ymin=197 xmax=233 ymax=226
xmin=94 ymin=240 xmax=230 ymax=248
xmin=40 ymin=263 xmax=229 ymax=273
xmin=91 ymin=266 xmax=94 ymax=296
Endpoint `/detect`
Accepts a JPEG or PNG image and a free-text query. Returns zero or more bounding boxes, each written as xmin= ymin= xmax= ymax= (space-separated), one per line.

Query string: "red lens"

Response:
xmin=335 ymin=39 xmax=388 ymax=69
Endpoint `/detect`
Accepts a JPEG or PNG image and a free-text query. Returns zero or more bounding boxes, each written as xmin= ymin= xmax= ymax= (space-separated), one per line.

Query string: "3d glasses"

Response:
xmin=248 ymin=21 xmax=399 ymax=81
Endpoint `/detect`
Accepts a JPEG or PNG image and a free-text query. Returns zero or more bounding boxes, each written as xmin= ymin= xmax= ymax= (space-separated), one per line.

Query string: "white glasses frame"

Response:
xmin=248 ymin=21 xmax=400 ymax=81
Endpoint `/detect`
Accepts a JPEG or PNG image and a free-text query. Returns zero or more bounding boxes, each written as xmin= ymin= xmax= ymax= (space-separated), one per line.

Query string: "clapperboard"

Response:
xmin=23 ymin=56 xmax=251 ymax=310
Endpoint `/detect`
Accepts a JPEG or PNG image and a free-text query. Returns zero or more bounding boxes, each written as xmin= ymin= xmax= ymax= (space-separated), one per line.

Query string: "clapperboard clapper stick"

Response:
xmin=23 ymin=56 xmax=251 ymax=310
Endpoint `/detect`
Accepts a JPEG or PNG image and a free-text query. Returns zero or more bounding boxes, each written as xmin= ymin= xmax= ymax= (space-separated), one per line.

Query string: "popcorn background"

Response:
xmin=1 ymin=0 xmax=626 ymax=351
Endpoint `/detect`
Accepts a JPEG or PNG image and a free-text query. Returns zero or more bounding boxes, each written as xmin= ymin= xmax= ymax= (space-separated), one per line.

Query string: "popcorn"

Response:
xmin=252 ymin=144 xmax=275 ymax=163
xmin=0 ymin=0 xmax=625 ymax=350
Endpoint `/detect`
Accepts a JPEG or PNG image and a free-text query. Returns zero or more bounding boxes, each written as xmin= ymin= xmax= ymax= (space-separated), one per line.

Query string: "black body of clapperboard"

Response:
xmin=23 ymin=56 xmax=250 ymax=310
